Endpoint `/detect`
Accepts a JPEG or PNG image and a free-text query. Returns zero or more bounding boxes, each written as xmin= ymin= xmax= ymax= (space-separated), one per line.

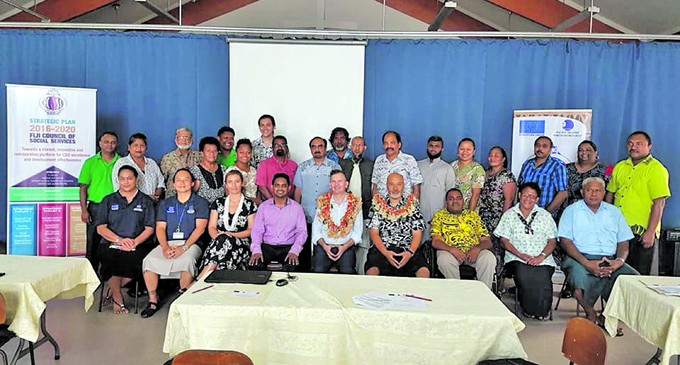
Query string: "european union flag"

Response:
xmin=519 ymin=120 xmax=545 ymax=134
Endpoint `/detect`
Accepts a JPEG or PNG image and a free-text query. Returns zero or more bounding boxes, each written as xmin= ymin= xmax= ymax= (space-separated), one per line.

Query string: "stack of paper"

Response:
xmin=352 ymin=292 xmax=427 ymax=311
xmin=647 ymin=284 xmax=680 ymax=296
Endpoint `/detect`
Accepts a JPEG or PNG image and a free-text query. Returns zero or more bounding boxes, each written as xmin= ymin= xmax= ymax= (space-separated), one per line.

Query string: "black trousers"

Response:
xmin=627 ymin=234 xmax=655 ymax=275
xmin=85 ymin=202 xmax=102 ymax=273
xmin=250 ymin=243 xmax=298 ymax=272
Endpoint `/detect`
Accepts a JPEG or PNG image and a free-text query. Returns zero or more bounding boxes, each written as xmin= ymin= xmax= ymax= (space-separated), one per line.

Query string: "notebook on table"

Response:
xmin=204 ymin=270 xmax=272 ymax=285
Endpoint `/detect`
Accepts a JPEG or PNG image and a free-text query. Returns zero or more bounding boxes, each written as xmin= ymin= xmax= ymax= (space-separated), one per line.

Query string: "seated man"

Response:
xmin=431 ymin=188 xmax=496 ymax=289
xmin=312 ymin=170 xmax=363 ymax=273
xmin=558 ymin=177 xmax=638 ymax=333
xmin=365 ymin=173 xmax=429 ymax=277
xmin=248 ymin=173 xmax=307 ymax=272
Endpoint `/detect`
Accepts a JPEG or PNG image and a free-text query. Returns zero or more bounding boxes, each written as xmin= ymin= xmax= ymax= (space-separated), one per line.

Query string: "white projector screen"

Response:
xmin=229 ymin=40 xmax=365 ymax=163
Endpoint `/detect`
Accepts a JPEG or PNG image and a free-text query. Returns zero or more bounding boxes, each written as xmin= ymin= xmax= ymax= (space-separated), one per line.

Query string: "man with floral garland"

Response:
xmin=311 ymin=170 xmax=363 ymax=273
xmin=365 ymin=173 xmax=429 ymax=277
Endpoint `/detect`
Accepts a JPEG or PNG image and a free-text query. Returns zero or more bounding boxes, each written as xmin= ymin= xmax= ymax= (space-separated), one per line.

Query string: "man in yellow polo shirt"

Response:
xmin=431 ymin=188 xmax=496 ymax=289
xmin=78 ymin=131 xmax=120 ymax=272
xmin=605 ymin=131 xmax=671 ymax=275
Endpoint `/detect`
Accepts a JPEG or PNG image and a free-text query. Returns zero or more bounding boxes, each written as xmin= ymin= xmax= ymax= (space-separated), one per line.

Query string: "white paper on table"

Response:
xmin=230 ymin=290 xmax=262 ymax=299
xmin=647 ymin=284 xmax=680 ymax=296
xmin=353 ymin=292 xmax=427 ymax=311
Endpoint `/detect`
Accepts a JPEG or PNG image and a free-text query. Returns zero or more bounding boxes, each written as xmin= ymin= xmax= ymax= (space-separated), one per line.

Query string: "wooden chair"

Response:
xmin=171 ymin=350 xmax=254 ymax=365
xmin=562 ymin=317 xmax=606 ymax=365
xmin=0 ymin=294 xmax=36 ymax=365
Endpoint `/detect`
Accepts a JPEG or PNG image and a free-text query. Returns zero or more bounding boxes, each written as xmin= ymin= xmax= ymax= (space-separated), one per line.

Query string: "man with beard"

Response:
xmin=79 ymin=131 xmax=121 ymax=271
xmin=256 ymin=135 xmax=298 ymax=200
xmin=417 ymin=136 xmax=456 ymax=240
xmin=605 ymin=131 xmax=670 ymax=275
xmin=160 ymin=127 xmax=202 ymax=197
xmin=371 ymin=130 xmax=423 ymax=199
xmin=216 ymin=126 xmax=237 ymax=168
xmin=294 ymin=137 xmax=340 ymax=270
xmin=365 ymin=173 xmax=429 ymax=277
xmin=339 ymin=136 xmax=374 ymax=274
xmin=326 ymin=127 xmax=354 ymax=162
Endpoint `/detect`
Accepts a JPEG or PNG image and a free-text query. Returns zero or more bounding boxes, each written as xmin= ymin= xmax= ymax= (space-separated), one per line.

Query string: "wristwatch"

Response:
xmin=405 ymin=248 xmax=414 ymax=254
xmin=615 ymin=257 xmax=625 ymax=263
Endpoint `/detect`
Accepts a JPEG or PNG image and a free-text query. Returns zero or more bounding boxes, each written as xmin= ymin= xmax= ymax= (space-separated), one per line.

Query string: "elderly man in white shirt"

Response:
xmin=311 ymin=169 xmax=363 ymax=273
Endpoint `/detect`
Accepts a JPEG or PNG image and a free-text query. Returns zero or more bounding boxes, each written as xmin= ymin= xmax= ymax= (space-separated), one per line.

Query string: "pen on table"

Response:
xmin=192 ymin=284 xmax=214 ymax=294
xmin=405 ymin=294 xmax=432 ymax=302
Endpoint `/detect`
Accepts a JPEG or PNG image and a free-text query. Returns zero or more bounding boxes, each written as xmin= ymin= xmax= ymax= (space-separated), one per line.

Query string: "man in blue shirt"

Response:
xmin=517 ymin=136 xmax=568 ymax=218
xmin=558 ymin=177 xmax=638 ymax=330
xmin=294 ymin=136 xmax=340 ymax=270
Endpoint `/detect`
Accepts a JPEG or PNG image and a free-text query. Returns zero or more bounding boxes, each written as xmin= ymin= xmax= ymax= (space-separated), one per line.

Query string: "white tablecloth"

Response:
xmin=0 ymin=255 xmax=100 ymax=341
xmin=604 ymin=276 xmax=680 ymax=365
xmin=163 ymin=273 xmax=526 ymax=364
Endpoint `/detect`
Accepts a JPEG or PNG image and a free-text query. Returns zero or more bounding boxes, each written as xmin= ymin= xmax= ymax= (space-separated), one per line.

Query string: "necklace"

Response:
xmin=372 ymin=194 xmax=417 ymax=220
xmin=316 ymin=193 xmax=361 ymax=238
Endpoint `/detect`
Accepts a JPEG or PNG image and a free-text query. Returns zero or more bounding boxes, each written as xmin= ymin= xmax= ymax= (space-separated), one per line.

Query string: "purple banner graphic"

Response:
xmin=37 ymin=203 xmax=66 ymax=256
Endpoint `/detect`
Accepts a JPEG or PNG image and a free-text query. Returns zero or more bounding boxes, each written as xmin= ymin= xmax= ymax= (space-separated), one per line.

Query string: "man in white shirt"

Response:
xmin=417 ymin=135 xmax=456 ymax=240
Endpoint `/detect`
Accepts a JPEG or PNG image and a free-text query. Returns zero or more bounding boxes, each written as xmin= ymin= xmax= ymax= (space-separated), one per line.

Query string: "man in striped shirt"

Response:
xmin=517 ymin=136 xmax=568 ymax=219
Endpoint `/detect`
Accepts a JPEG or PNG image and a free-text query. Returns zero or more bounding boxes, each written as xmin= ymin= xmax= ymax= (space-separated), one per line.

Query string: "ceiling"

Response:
xmin=0 ymin=0 xmax=678 ymax=36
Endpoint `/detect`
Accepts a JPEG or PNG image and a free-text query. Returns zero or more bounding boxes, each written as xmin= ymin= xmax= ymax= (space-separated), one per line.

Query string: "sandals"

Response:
xmin=101 ymin=287 xmax=113 ymax=307
xmin=596 ymin=316 xmax=623 ymax=337
xmin=141 ymin=302 xmax=159 ymax=318
xmin=112 ymin=298 xmax=129 ymax=315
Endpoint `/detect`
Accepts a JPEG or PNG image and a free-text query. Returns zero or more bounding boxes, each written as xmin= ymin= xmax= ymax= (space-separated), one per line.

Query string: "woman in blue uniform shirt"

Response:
xmin=96 ymin=165 xmax=155 ymax=314
xmin=140 ymin=168 xmax=209 ymax=318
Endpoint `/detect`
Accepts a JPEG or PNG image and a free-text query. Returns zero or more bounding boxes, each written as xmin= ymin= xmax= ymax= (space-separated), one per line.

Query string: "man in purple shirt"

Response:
xmin=256 ymin=135 xmax=298 ymax=200
xmin=249 ymin=173 xmax=307 ymax=271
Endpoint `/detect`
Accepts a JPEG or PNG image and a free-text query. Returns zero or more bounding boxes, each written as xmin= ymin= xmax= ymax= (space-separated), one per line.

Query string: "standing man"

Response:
xmin=372 ymin=130 xmax=423 ymax=199
xmin=517 ymin=136 xmax=568 ymax=217
xmin=430 ymin=188 xmax=496 ymax=289
xmin=365 ymin=173 xmax=429 ymax=278
xmin=605 ymin=131 xmax=671 ymax=275
xmin=216 ymin=126 xmax=237 ymax=168
xmin=78 ymin=131 xmax=120 ymax=271
xmin=293 ymin=137 xmax=340 ymax=270
xmin=256 ymin=135 xmax=298 ymax=200
xmin=251 ymin=114 xmax=275 ymax=168
xmin=311 ymin=170 xmax=363 ymax=273
xmin=160 ymin=127 xmax=202 ymax=197
xmin=418 ymin=136 xmax=456 ymax=240
xmin=249 ymin=173 xmax=307 ymax=272
xmin=326 ymin=127 xmax=354 ymax=163
xmin=339 ymin=136 xmax=374 ymax=274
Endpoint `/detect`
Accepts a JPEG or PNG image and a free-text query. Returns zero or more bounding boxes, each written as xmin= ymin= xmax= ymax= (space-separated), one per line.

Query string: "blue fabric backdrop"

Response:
xmin=0 ymin=30 xmax=229 ymax=241
xmin=364 ymin=39 xmax=678 ymax=229
xmin=0 ymin=32 xmax=678 ymax=241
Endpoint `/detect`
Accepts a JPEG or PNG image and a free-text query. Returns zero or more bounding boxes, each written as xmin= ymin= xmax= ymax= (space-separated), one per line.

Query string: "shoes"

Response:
xmin=112 ymin=299 xmax=129 ymax=315
xmin=560 ymin=288 xmax=573 ymax=299
xmin=141 ymin=302 xmax=159 ymax=318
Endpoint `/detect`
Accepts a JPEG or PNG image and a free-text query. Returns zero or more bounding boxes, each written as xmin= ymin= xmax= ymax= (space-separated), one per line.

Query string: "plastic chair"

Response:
xmin=171 ymin=349 xmax=254 ymax=365
xmin=562 ymin=317 xmax=606 ymax=365
xmin=0 ymin=294 xmax=35 ymax=365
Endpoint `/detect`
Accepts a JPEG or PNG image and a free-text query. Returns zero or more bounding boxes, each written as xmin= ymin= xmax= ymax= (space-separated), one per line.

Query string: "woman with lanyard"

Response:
xmin=190 ymin=136 xmax=227 ymax=205
xmin=195 ymin=170 xmax=258 ymax=281
xmin=96 ymin=165 xmax=155 ymax=315
xmin=494 ymin=182 xmax=558 ymax=320
xmin=140 ymin=168 xmax=210 ymax=318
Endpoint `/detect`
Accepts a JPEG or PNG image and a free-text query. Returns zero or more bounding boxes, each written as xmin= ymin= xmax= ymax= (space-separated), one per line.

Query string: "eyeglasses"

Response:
xmin=176 ymin=136 xmax=191 ymax=140
xmin=520 ymin=194 xmax=538 ymax=200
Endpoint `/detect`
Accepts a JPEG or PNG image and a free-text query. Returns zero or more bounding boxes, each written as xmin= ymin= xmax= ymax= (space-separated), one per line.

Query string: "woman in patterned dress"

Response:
xmin=451 ymin=138 xmax=485 ymax=211
xmin=190 ymin=137 xmax=227 ymax=205
xmin=565 ymin=140 xmax=607 ymax=206
xmin=226 ymin=138 xmax=261 ymax=205
xmin=478 ymin=146 xmax=517 ymax=275
xmin=195 ymin=170 xmax=258 ymax=280
xmin=494 ymin=182 xmax=557 ymax=320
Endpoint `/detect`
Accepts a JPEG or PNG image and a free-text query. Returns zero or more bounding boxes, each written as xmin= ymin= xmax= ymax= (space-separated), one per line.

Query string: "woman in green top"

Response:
xmin=451 ymin=138 xmax=485 ymax=211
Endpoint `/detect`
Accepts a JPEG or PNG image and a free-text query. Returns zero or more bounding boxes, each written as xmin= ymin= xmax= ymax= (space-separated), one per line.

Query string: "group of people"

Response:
xmin=79 ymin=114 xmax=670 ymax=329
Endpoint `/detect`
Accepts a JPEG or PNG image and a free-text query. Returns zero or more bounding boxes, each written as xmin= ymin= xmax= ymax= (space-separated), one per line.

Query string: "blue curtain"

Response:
xmin=364 ymin=39 xmax=679 ymax=228
xmin=0 ymin=30 xmax=229 ymax=241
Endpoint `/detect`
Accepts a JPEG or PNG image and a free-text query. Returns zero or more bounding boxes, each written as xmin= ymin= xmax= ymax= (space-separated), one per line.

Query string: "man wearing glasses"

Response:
xmin=255 ymin=135 xmax=298 ymax=200
xmin=430 ymin=188 xmax=496 ymax=289
xmin=160 ymin=127 xmax=202 ymax=197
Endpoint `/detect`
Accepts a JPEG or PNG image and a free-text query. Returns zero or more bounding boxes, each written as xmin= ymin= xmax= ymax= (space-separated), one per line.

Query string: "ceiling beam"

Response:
xmin=428 ymin=1 xmax=457 ymax=32
xmin=0 ymin=0 xmax=49 ymax=22
xmin=3 ymin=0 xmax=115 ymax=22
xmin=485 ymin=0 xmax=620 ymax=33
xmin=145 ymin=0 xmax=259 ymax=26
xmin=135 ymin=0 xmax=179 ymax=24
xmin=376 ymin=0 xmax=497 ymax=31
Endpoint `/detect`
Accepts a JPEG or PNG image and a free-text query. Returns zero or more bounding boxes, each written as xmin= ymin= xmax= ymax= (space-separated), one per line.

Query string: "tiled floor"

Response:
xmin=1 ymin=283 xmax=674 ymax=365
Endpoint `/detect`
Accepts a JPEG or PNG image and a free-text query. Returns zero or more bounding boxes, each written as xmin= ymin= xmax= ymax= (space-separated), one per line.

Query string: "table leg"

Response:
xmin=645 ymin=348 xmax=662 ymax=365
xmin=17 ymin=311 xmax=61 ymax=360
